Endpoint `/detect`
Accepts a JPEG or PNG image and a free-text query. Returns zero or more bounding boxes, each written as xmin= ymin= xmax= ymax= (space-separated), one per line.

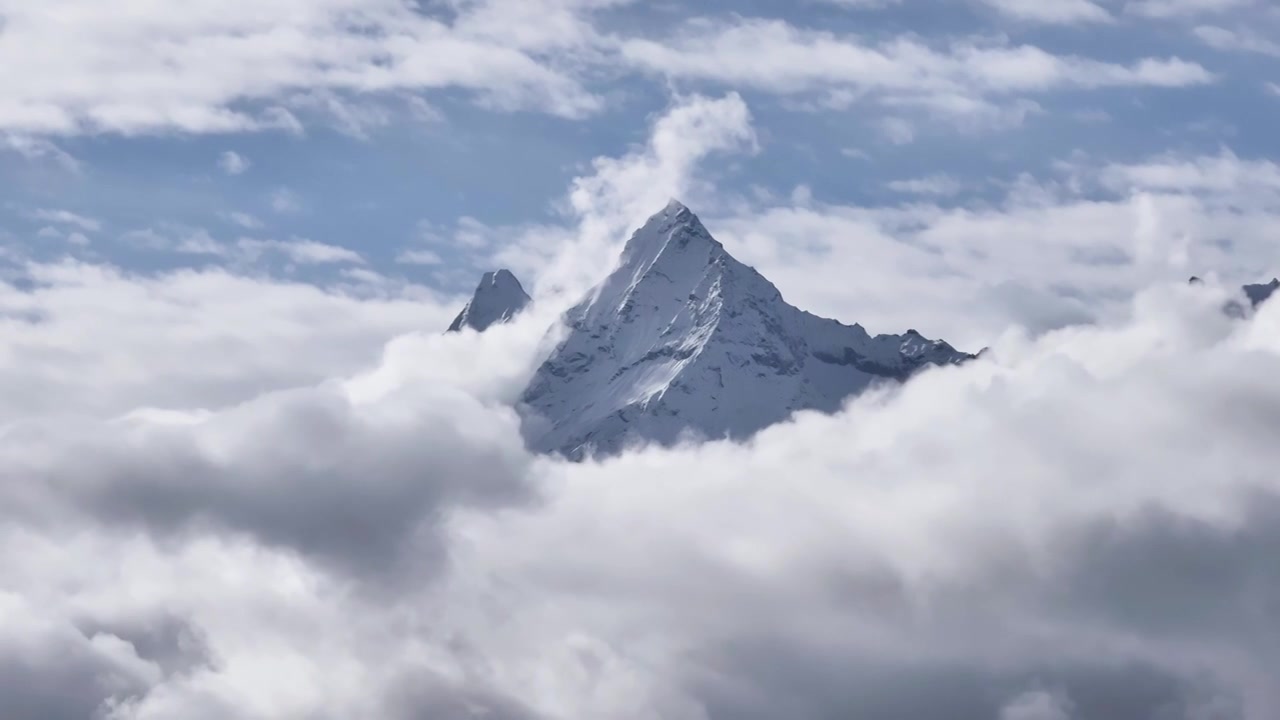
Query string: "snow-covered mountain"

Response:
xmin=446 ymin=269 xmax=531 ymax=332
xmin=519 ymin=200 xmax=973 ymax=458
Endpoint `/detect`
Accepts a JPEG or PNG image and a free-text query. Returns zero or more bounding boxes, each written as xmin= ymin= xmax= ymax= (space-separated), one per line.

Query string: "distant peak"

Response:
xmin=446 ymin=269 xmax=531 ymax=333
xmin=664 ymin=198 xmax=691 ymax=215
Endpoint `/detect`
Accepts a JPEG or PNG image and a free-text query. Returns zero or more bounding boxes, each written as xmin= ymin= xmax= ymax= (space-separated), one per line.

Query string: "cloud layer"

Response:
xmin=0 ymin=0 xmax=609 ymax=136
xmin=0 ymin=0 xmax=1224 ymax=138
xmin=0 ymin=87 xmax=1278 ymax=719
xmin=2 ymin=245 xmax=1280 ymax=719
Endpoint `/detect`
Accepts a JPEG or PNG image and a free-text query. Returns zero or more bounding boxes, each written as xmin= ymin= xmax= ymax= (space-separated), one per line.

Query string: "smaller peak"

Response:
xmin=1188 ymin=276 xmax=1204 ymax=285
xmin=447 ymin=269 xmax=531 ymax=333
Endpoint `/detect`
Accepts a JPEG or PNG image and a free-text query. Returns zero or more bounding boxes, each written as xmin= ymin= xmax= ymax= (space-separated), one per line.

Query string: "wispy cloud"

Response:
xmin=238 ymin=238 xmax=365 ymax=265
xmin=33 ymin=208 xmax=101 ymax=232
xmin=0 ymin=0 xmax=608 ymax=137
xmin=396 ymin=249 xmax=445 ymax=266
xmin=977 ymin=0 xmax=1112 ymax=24
xmin=1127 ymin=0 xmax=1255 ymax=19
xmin=0 ymin=134 xmax=81 ymax=172
xmin=886 ymin=174 xmax=965 ymax=196
xmin=217 ymin=151 xmax=252 ymax=175
xmin=620 ymin=19 xmax=1212 ymax=133
xmin=270 ymin=188 xmax=302 ymax=215
xmin=1195 ymin=25 xmax=1280 ymax=56
xmin=223 ymin=211 xmax=264 ymax=229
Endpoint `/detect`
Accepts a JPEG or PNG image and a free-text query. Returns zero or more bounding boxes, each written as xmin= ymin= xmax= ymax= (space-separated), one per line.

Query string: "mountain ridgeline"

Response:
xmin=448 ymin=201 xmax=973 ymax=458
xmin=452 ymin=219 xmax=1278 ymax=459
xmin=446 ymin=269 xmax=531 ymax=333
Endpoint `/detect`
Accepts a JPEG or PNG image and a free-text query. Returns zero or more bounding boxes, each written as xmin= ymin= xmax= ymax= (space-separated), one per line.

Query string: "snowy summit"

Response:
xmin=520 ymin=200 xmax=973 ymax=458
xmin=446 ymin=269 xmax=531 ymax=333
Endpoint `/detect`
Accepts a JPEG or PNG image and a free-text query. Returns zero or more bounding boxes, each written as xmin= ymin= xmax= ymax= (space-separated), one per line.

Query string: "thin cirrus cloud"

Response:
xmin=977 ymin=0 xmax=1113 ymax=24
xmin=0 ymin=0 xmax=608 ymax=136
xmin=885 ymin=174 xmax=965 ymax=196
xmin=236 ymin=238 xmax=366 ymax=265
xmin=1126 ymin=0 xmax=1256 ymax=18
xmin=622 ymin=19 xmax=1213 ymax=91
xmin=270 ymin=188 xmax=303 ymax=214
xmin=619 ymin=19 xmax=1213 ymax=119
xmin=217 ymin=151 xmax=251 ymax=175
xmin=32 ymin=208 xmax=102 ymax=232
xmin=1194 ymin=25 xmax=1280 ymax=57
xmin=223 ymin=211 xmax=264 ymax=229
xmin=823 ymin=0 xmax=1114 ymax=22
xmin=118 ymin=223 xmax=364 ymax=268
xmin=0 ymin=0 xmax=1222 ymax=140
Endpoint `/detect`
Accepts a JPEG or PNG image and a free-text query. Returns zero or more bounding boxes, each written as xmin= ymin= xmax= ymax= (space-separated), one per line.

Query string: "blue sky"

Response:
xmin=2 ymin=0 xmax=1278 ymax=319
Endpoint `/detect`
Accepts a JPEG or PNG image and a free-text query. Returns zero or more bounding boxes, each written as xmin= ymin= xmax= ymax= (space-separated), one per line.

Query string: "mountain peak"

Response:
xmin=446 ymin=269 xmax=531 ymax=333
xmin=620 ymin=199 xmax=718 ymax=266
xmin=520 ymin=203 xmax=972 ymax=458
xmin=570 ymin=201 xmax=727 ymax=330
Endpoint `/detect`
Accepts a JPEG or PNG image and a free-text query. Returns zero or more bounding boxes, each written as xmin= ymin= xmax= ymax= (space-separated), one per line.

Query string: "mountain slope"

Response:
xmin=520 ymin=200 xmax=972 ymax=458
xmin=447 ymin=269 xmax=531 ymax=333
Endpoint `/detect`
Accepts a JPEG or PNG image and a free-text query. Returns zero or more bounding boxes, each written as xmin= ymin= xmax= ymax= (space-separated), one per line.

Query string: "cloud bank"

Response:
xmin=0 ymin=0 xmax=1220 ymax=139
xmin=0 ymin=88 xmax=1277 ymax=720
xmin=2 ymin=236 xmax=1279 ymax=719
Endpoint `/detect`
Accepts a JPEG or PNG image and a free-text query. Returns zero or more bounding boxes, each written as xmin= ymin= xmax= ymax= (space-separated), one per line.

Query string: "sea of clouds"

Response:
xmin=3 ymin=93 xmax=1280 ymax=719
